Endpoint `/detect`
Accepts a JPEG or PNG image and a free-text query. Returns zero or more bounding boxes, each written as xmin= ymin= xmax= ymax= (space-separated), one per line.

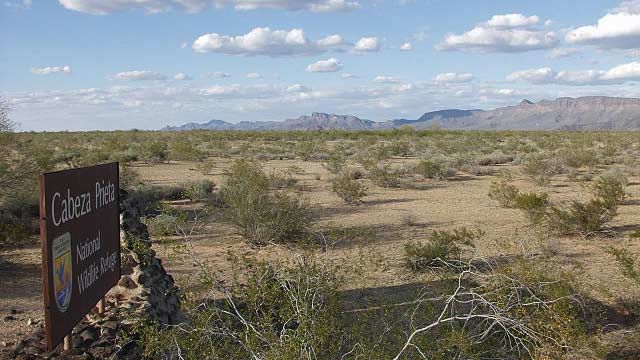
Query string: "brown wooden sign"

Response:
xmin=39 ymin=162 xmax=121 ymax=350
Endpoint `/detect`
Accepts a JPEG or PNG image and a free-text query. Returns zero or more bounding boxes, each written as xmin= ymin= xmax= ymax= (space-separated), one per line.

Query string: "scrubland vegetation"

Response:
xmin=2 ymin=125 xmax=640 ymax=359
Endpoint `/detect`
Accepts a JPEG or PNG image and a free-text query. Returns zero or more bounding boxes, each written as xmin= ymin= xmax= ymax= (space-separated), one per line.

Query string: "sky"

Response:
xmin=1 ymin=0 xmax=640 ymax=131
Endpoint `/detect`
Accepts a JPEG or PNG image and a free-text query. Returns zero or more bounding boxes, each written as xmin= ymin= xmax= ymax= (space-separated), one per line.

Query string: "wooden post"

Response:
xmin=98 ymin=297 xmax=106 ymax=315
xmin=63 ymin=334 xmax=71 ymax=351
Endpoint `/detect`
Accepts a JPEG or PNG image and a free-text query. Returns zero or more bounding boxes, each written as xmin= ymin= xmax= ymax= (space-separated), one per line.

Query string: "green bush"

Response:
xmin=221 ymin=160 xmax=310 ymax=246
xmin=521 ymin=153 xmax=565 ymax=186
xmin=488 ymin=180 xmax=520 ymax=208
xmin=591 ymin=169 xmax=627 ymax=211
xmin=415 ymin=159 xmax=455 ymax=180
xmin=369 ymin=163 xmax=401 ymax=188
xmin=140 ymin=141 xmax=168 ymax=164
xmin=514 ymin=191 xmax=550 ymax=224
xmin=323 ymin=152 xmax=346 ymax=174
xmin=331 ymin=172 xmax=367 ymax=204
xmin=182 ymin=179 xmax=215 ymax=202
xmin=404 ymin=227 xmax=481 ymax=271
xmin=546 ymin=199 xmax=614 ymax=235
xmin=170 ymin=140 xmax=205 ymax=161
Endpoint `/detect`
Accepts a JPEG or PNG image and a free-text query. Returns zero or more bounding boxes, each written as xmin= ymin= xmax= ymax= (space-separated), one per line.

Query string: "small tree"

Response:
xmin=0 ymin=97 xmax=15 ymax=132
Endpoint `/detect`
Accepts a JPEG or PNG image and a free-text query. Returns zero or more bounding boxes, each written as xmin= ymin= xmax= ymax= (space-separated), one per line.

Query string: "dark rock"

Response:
xmin=3 ymin=315 xmax=17 ymax=322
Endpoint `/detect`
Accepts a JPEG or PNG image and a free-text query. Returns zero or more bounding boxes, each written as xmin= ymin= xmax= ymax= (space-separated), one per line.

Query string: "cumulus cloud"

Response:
xmin=174 ymin=72 xmax=192 ymax=80
xmin=354 ymin=37 xmax=380 ymax=52
xmin=437 ymin=13 xmax=557 ymax=53
xmin=565 ymin=4 xmax=640 ymax=49
xmin=306 ymin=58 xmax=343 ymax=72
xmin=373 ymin=75 xmax=401 ymax=83
xmin=434 ymin=72 xmax=474 ymax=83
xmin=486 ymin=14 xmax=539 ymax=28
xmin=317 ymin=34 xmax=345 ymax=47
xmin=506 ymin=67 xmax=556 ymax=83
xmin=341 ymin=73 xmax=356 ymax=79
xmin=192 ymin=27 xmax=347 ymax=56
xmin=113 ymin=70 xmax=167 ymax=81
xmin=57 ymin=0 xmax=360 ymax=14
xmin=246 ymin=72 xmax=261 ymax=78
xmin=506 ymin=62 xmax=640 ymax=85
xmin=400 ymin=42 xmax=413 ymax=51
xmin=31 ymin=66 xmax=72 ymax=75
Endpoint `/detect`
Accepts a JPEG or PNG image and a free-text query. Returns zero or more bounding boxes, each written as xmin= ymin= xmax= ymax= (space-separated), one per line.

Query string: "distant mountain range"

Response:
xmin=161 ymin=96 xmax=640 ymax=131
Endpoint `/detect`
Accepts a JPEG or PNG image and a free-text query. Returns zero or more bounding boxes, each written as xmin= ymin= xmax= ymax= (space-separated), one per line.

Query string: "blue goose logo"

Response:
xmin=52 ymin=233 xmax=72 ymax=312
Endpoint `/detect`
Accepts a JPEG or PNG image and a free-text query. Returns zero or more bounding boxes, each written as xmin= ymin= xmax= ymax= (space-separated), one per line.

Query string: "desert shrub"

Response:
xmin=144 ymin=208 xmax=188 ymax=237
xmin=331 ymin=172 xmax=367 ymax=204
xmin=478 ymin=152 xmax=513 ymax=166
xmin=369 ymin=163 xmax=401 ymax=188
xmin=295 ymin=140 xmax=321 ymax=161
xmin=170 ymin=140 xmax=205 ymax=161
xmin=196 ymin=159 xmax=216 ymax=175
xmin=182 ymin=179 xmax=215 ymax=202
xmin=139 ymin=140 xmax=168 ymax=164
xmin=132 ymin=257 xmax=342 ymax=359
xmin=387 ymin=140 xmax=412 ymax=157
xmin=221 ymin=160 xmax=310 ymax=246
xmin=268 ymin=170 xmax=298 ymax=189
xmin=521 ymin=153 xmax=565 ymax=186
xmin=488 ymin=179 xmax=520 ymax=207
xmin=546 ymin=199 xmax=614 ymax=236
xmin=591 ymin=169 xmax=627 ymax=211
xmin=404 ymin=227 xmax=481 ymax=271
xmin=514 ymin=191 xmax=550 ymax=224
xmin=323 ymin=151 xmax=346 ymax=174
xmin=607 ymin=247 xmax=640 ymax=285
xmin=415 ymin=159 xmax=455 ymax=179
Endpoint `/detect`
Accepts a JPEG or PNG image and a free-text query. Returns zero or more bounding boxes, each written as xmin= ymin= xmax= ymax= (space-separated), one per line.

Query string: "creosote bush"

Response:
xmin=488 ymin=179 xmax=520 ymax=207
xmin=414 ymin=159 xmax=455 ymax=180
xmin=221 ymin=160 xmax=310 ymax=246
xmin=331 ymin=171 xmax=367 ymax=204
xmin=591 ymin=169 xmax=627 ymax=211
xmin=546 ymin=199 xmax=615 ymax=236
xmin=369 ymin=162 xmax=401 ymax=188
xmin=404 ymin=227 xmax=482 ymax=271
xmin=521 ymin=153 xmax=565 ymax=186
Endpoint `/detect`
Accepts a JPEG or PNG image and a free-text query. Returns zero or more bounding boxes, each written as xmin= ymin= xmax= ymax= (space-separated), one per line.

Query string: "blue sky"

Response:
xmin=1 ymin=0 xmax=640 ymax=130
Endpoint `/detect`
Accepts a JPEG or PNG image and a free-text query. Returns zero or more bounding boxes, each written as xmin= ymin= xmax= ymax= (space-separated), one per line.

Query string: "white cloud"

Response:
xmin=400 ymin=42 xmax=413 ymax=51
xmin=30 ymin=66 xmax=72 ymax=75
xmin=486 ymin=14 xmax=539 ymax=28
xmin=506 ymin=62 xmax=640 ymax=85
xmin=174 ymin=72 xmax=192 ymax=80
xmin=506 ymin=67 xmax=556 ymax=83
xmin=354 ymin=37 xmax=380 ymax=52
xmin=306 ymin=58 xmax=343 ymax=72
xmin=546 ymin=47 xmax=580 ymax=59
xmin=601 ymin=61 xmax=640 ymax=80
xmin=246 ymin=72 xmax=261 ymax=78
xmin=317 ymin=34 xmax=345 ymax=47
xmin=58 ymin=0 xmax=360 ymax=14
xmin=373 ymin=75 xmax=401 ymax=83
xmin=565 ymin=8 xmax=640 ymax=49
xmin=192 ymin=27 xmax=345 ymax=56
xmin=341 ymin=73 xmax=355 ymax=79
xmin=285 ymin=84 xmax=312 ymax=93
xmin=437 ymin=14 xmax=557 ymax=53
xmin=113 ymin=70 xmax=167 ymax=81
xmin=434 ymin=72 xmax=474 ymax=83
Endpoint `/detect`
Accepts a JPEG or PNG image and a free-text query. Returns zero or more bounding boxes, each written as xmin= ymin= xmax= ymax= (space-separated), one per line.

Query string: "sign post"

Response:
xmin=39 ymin=162 xmax=121 ymax=351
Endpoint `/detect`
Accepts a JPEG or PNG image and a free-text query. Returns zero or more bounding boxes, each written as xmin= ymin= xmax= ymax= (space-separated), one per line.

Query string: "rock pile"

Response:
xmin=2 ymin=190 xmax=184 ymax=359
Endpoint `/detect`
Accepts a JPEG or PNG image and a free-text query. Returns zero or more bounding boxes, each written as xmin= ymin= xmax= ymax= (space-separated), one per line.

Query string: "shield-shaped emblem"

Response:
xmin=52 ymin=233 xmax=72 ymax=313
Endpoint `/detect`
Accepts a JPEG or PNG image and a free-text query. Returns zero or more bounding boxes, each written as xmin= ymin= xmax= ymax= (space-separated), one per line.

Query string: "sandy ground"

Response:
xmin=1 ymin=157 xmax=639 ymax=350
